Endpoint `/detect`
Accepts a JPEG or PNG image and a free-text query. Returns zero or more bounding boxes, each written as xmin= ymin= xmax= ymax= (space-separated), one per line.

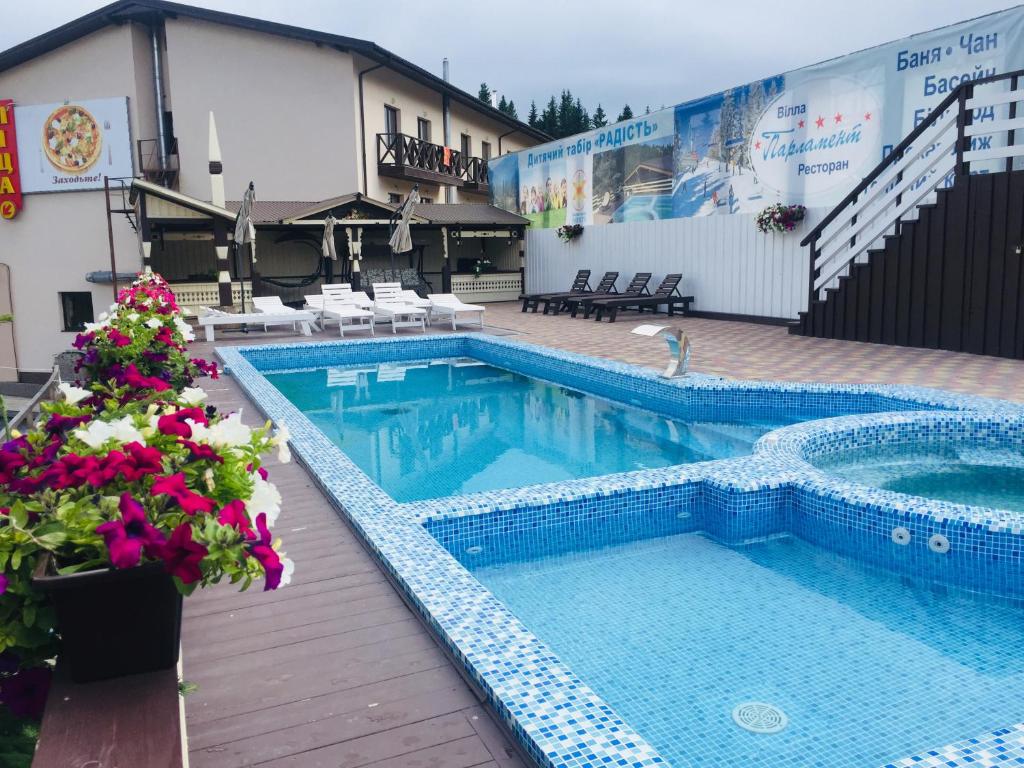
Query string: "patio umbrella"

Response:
xmin=233 ymin=181 xmax=257 ymax=311
xmin=387 ymin=185 xmax=420 ymax=278
xmin=322 ymin=214 xmax=338 ymax=260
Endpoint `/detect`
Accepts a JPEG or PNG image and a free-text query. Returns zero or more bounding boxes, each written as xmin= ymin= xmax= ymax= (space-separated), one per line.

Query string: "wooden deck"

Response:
xmin=181 ymin=345 xmax=525 ymax=768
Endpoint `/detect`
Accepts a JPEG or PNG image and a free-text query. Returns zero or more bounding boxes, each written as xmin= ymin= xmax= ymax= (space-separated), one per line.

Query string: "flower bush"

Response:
xmin=556 ymin=223 xmax=584 ymax=242
xmin=755 ymin=203 xmax=806 ymax=234
xmin=0 ymin=272 xmax=292 ymax=744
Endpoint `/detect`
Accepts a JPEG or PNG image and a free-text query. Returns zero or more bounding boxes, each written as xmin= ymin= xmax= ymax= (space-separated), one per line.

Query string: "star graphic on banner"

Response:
xmin=815 ymin=116 xmax=825 ymax=128
xmin=798 ymin=119 xmax=805 ymax=128
xmin=864 ymin=112 xmax=872 ymax=120
xmin=834 ymin=113 xmax=843 ymax=123
xmin=754 ymin=140 xmax=762 ymax=150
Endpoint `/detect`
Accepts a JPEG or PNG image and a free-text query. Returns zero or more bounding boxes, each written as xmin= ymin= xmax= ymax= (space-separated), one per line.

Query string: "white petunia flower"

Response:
xmin=58 ymin=382 xmax=91 ymax=405
xmin=179 ymin=387 xmax=208 ymax=406
xmin=273 ymin=423 xmax=291 ymax=464
xmin=248 ymin=474 xmax=282 ymax=527
xmin=74 ymin=416 xmax=146 ymax=449
xmin=126 ymin=312 xmax=140 ymax=322
xmin=173 ymin=315 xmax=195 ymax=342
xmin=278 ymin=556 xmax=295 ymax=588
xmin=145 ymin=317 xmax=162 ymax=329
xmin=207 ymin=411 xmax=252 ymax=448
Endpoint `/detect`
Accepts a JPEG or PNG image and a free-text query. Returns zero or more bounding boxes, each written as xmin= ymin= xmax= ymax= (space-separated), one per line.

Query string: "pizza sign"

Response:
xmin=0 ymin=100 xmax=22 ymax=220
xmin=14 ymin=97 xmax=132 ymax=193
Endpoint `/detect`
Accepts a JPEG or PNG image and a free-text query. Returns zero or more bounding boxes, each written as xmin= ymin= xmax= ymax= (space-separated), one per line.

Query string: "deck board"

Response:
xmin=181 ymin=363 xmax=524 ymax=768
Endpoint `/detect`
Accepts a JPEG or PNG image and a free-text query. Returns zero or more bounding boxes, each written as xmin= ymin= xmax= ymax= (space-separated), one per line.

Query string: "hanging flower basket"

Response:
xmin=755 ymin=203 xmax=806 ymax=234
xmin=0 ymin=272 xmax=293 ymax=691
xmin=556 ymin=224 xmax=584 ymax=243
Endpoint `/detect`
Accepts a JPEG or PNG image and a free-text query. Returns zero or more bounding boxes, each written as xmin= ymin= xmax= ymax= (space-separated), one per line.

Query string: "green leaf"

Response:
xmin=22 ymin=603 xmax=35 ymax=628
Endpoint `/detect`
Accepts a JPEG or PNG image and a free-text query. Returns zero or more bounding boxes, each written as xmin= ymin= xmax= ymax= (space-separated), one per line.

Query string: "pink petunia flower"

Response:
xmin=95 ymin=493 xmax=166 ymax=569
xmin=160 ymin=523 xmax=207 ymax=584
xmin=180 ymin=440 xmax=223 ymax=463
xmin=0 ymin=665 xmax=51 ymax=720
xmin=217 ymin=499 xmax=252 ymax=534
xmin=157 ymin=407 xmax=208 ymax=439
xmin=248 ymin=512 xmax=283 ymax=591
xmin=107 ymin=329 xmax=133 ymax=348
xmin=151 ymin=473 xmax=217 ymax=515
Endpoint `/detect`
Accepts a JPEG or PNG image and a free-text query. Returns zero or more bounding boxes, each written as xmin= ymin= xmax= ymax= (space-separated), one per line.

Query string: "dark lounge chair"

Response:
xmin=520 ymin=269 xmax=591 ymax=312
xmin=539 ymin=271 xmax=620 ymax=314
xmin=572 ymin=272 xmax=653 ymax=318
xmin=590 ymin=273 xmax=694 ymax=322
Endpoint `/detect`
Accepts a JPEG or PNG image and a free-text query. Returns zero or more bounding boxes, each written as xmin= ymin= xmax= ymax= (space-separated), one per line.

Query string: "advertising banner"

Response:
xmin=14 ymin=97 xmax=133 ymax=193
xmin=491 ymin=7 xmax=1024 ymax=227
xmin=0 ymin=100 xmax=22 ymax=219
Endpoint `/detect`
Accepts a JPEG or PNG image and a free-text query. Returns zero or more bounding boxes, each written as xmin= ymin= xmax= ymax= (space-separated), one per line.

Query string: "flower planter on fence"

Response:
xmin=32 ymin=554 xmax=182 ymax=683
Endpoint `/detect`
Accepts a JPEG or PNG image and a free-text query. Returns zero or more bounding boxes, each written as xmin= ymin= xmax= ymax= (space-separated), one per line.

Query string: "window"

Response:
xmin=388 ymin=192 xmax=402 ymax=204
xmin=460 ymin=133 xmax=471 ymax=157
xmin=384 ymin=105 xmax=399 ymax=135
xmin=60 ymin=292 xmax=93 ymax=332
xmin=420 ymin=196 xmax=433 ymax=204
xmin=481 ymin=141 xmax=491 ymax=161
xmin=417 ymin=117 xmax=431 ymax=142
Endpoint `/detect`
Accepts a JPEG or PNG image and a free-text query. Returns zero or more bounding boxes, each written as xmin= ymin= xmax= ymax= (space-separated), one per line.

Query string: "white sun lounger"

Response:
xmin=429 ymin=294 xmax=486 ymax=330
xmin=197 ymin=306 xmax=314 ymax=342
xmin=251 ymin=296 xmax=316 ymax=333
xmin=321 ymin=283 xmax=373 ymax=309
xmin=371 ymin=283 xmax=427 ymax=333
xmin=321 ymin=301 xmax=375 ymax=337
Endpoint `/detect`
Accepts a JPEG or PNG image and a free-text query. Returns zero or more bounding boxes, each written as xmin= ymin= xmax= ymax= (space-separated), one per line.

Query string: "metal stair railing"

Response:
xmin=801 ymin=69 xmax=1024 ymax=303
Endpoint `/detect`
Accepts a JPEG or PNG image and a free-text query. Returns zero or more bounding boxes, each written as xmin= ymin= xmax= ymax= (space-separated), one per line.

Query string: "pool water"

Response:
xmin=468 ymin=533 xmax=1024 ymax=768
xmin=265 ymin=358 xmax=809 ymax=502
xmin=815 ymin=444 xmax=1024 ymax=512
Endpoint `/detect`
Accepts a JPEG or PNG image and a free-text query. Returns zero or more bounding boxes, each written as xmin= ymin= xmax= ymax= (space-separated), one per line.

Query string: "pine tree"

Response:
xmin=540 ymin=96 xmax=559 ymax=136
xmin=527 ymin=100 xmax=538 ymax=127
xmin=617 ymin=104 xmax=634 ymax=122
xmin=575 ymin=98 xmax=590 ymax=133
xmin=506 ymin=100 xmax=518 ymax=120
xmin=478 ymin=83 xmax=492 ymax=103
xmin=498 ymin=95 xmax=509 ymax=113
xmin=592 ymin=104 xmax=608 ymax=128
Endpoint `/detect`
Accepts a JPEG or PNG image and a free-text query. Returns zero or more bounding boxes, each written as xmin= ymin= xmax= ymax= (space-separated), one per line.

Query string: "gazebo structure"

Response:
xmin=128 ymin=180 xmax=528 ymax=311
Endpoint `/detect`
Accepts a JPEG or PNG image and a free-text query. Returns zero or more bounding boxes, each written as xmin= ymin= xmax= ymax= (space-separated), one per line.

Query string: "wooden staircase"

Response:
xmin=792 ymin=69 xmax=1024 ymax=359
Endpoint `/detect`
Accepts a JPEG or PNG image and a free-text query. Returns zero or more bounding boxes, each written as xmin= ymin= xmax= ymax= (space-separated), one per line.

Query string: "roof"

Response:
xmin=132 ymin=180 xmax=528 ymax=226
xmin=0 ymin=0 xmax=551 ymax=143
xmin=414 ymin=203 xmax=527 ymax=226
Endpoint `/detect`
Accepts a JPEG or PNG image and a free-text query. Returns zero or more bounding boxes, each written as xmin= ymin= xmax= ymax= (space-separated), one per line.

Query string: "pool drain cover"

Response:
xmin=731 ymin=702 xmax=788 ymax=734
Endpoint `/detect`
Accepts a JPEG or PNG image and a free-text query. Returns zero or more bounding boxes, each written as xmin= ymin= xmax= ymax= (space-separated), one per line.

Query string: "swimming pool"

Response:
xmin=266 ymin=357 xmax=839 ymax=502
xmin=218 ymin=335 xmax=1024 ymax=768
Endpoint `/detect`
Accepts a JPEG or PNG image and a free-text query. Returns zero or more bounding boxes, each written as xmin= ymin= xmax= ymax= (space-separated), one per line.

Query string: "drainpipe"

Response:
xmin=150 ymin=25 xmax=169 ymax=177
xmin=358 ymin=63 xmax=384 ymax=196
xmin=497 ymin=128 xmax=517 ymax=156
xmin=442 ymin=58 xmax=452 ymax=203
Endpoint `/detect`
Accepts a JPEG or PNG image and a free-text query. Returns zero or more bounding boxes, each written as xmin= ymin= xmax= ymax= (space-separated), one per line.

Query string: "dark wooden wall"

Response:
xmin=795 ymin=169 xmax=1024 ymax=359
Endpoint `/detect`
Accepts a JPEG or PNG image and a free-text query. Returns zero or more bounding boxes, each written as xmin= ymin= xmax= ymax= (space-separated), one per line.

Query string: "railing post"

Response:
xmin=1008 ymin=76 xmax=1019 ymax=173
xmin=955 ymin=85 xmax=973 ymax=177
xmin=394 ymin=134 xmax=405 ymax=167
xmin=806 ymin=238 xmax=818 ymax=322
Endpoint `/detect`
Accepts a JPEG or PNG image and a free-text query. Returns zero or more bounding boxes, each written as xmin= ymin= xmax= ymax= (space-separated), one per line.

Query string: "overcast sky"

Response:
xmin=2 ymin=1 xmax=1020 ymax=115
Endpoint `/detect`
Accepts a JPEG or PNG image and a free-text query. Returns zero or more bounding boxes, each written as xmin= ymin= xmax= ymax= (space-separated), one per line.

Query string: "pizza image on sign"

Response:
xmin=42 ymin=104 xmax=102 ymax=173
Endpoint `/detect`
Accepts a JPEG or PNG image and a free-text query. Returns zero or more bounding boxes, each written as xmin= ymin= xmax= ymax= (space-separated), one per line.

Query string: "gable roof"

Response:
xmin=0 ymin=0 xmax=550 ymax=143
xmin=414 ymin=203 xmax=527 ymax=226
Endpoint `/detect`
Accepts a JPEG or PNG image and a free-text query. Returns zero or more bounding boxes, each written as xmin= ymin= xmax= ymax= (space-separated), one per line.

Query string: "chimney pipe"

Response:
xmin=442 ymin=58 xmax=452 ymax=203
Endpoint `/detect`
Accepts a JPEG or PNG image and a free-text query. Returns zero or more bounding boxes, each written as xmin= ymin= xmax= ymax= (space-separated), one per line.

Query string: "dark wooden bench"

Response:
xmin=32 ymin=663 xmax=182 ymax=768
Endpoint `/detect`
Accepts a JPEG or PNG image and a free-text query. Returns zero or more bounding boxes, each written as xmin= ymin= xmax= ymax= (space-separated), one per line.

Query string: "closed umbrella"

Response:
xmin=233 ymin=181 xmax=256 ymax=311
xmin=387 ymin=185 xmax=420 ymax=278
xmin=322 ymin=214 xmax=338 ymax=260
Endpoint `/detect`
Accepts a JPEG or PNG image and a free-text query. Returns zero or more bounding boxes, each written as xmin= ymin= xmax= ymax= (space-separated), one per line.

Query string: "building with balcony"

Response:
xmin=0 ymin=0 xmax=548 ymax=377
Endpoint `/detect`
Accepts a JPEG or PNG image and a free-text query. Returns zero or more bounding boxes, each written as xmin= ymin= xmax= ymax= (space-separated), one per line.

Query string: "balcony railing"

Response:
xmin=137 ymin=138 xmax=180 ymax=188
xmin=376 ymin=133 xmax=488 ymax=189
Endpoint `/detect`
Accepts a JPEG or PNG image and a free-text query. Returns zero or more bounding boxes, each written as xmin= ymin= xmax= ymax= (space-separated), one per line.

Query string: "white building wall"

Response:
xmin=164 ymin=18 xmax=360 ymax=202
xmin=524 ymin=211 xmax=821 ymax=320
xmin=0 ymin=23 xmax=153 ymax=374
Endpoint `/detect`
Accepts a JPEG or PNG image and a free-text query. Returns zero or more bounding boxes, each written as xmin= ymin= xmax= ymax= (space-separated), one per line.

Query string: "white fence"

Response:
xmin=524 ymin=212 xmax=820 ymax=321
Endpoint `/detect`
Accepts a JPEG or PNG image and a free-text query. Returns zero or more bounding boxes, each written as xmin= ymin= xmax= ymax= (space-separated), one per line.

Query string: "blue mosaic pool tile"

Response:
xmin=215 ymin=334 xmax=1024 ymax=768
